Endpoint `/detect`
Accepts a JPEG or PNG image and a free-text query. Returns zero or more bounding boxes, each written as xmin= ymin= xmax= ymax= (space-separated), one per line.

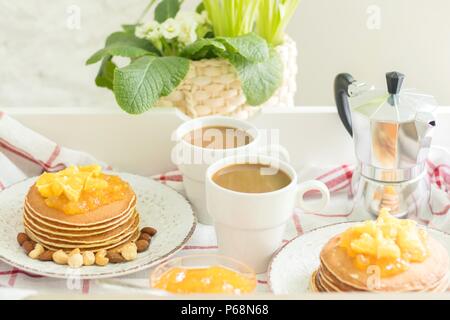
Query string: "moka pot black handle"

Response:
xmin=334 ymin=73 xmax=355 ymax=136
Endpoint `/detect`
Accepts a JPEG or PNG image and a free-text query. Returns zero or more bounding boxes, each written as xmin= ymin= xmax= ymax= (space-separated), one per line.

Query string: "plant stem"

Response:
xmin=203 ymin=0 xmax=260 ymax=37
xmin=256 ymin=0 xmax=301 ymax=45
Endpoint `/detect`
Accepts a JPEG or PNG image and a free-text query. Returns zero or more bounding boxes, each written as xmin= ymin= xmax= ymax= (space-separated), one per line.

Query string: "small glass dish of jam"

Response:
xmin=150 ymin=254 xmax=257 ymax=295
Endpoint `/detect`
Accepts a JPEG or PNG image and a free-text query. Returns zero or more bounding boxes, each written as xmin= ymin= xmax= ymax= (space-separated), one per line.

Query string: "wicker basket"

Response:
xmin=155 ymin=37 xmax=298 ymax=119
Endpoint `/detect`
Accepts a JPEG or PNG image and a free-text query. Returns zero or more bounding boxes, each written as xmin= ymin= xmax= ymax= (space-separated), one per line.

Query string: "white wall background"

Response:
xmin=1 ymin=0 xmax=449 ymax=108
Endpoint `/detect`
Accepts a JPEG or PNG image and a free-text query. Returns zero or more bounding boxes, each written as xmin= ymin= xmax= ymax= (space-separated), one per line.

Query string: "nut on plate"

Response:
xmin=139 ymin=233 xmax=151 ymax=242
xmin=136 ymin=239 xmax=149 ymax=253
xmin=68 ymin=252 xmax=83 ymax=268
xmin=95 ymin=249 xmax=109 ymax=266
xmin=22 ymin=240 xmax=36 ymax=254
xmin=141 ymin=227 xmax=157 ymax=237
xmin=17 ymin=233 xmax=29 ymax=246
xmin=52 ymin=250 xmax=69 ymax=265
xmin=28 ymin=244 xmax=45 ymax=259
xmin=107 ymin=251 xmax=125 ymax=263
xmin=83 ymin=251 xmax=95 ymax=266
xmin=120 ymin=243 xmax=137 ymax=261
xmin=38 ymin=250 xmax=55 ymax=261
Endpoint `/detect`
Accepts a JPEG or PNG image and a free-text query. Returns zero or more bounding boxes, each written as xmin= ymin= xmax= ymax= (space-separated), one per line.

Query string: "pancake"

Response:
xmin=23 ymin=207 xmax=136 ymax=237
xmin=313 ymin=266 xmax=449 ymax=293
xmin=26 ymin=228 xmax=141 ymax=253
xmin=319 ymin=235 xmax=449 ymax=292
xmin=24 ymin=211 xmax=139 ymax=243
xmin=310 ymin=271 xmax=320 ymax=292
xmin=25 ymin=185 xmax=136 ymax=226
xmin=25 ymin=215 xmax=140 ymax=251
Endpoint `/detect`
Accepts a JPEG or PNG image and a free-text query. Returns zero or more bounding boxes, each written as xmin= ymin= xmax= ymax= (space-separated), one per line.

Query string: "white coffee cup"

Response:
xmin=205 ymin=154 xmax=330 ymax=273
xmin=173 ymin=116 xmax=283 ymax=225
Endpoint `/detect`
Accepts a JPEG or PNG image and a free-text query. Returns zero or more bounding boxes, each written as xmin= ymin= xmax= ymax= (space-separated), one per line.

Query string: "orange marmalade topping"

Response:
xmin=153 ymin=266 xmax=256 ymax=294
xmin=35 ymin=165 xmax=130 ymax=215
xmin=339 ymin=208 xmax=429 ymax=277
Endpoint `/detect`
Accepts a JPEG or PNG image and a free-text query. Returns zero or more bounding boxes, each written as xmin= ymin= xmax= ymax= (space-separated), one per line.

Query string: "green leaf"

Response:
xmin=154 ymin=0 xmax=180 ymax=23
xmin=113 ymin=56 xmax=189 ymax=114
xmin=229 ymin=49 xmax=283 ymax=106
xmin=217 ymin=33 xmax=269 ymax=62
xmin=121 ymin=24 xmax=137 ymax=34
xmin=181 ymin=38 xmax=226 ymax=60
xmin=95 ymin=56 xmax=116 ymax=90
xmin=86 ymin=32 xmax=158 ymax=65
xmin=195 ymin=2 xmax=205 ymax=13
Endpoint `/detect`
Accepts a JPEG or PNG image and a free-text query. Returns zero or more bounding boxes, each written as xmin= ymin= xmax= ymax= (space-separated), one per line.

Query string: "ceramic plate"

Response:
xmin=268 ymin=222 xmax=450 ymax=294
xmin=0 ymin=173 xmax=196 ymax=279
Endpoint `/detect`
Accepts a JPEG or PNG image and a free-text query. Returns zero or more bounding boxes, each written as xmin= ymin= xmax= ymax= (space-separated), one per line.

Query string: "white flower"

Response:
xmin=135 ymin=24 xmax=147 ymax=39
xmin=178 ymin=20 xmax=198 ymax=45
xmin=135 ymin=21 xmax=160 ymax=41
xmin=160 ymin=18 xmax=180 ymax=40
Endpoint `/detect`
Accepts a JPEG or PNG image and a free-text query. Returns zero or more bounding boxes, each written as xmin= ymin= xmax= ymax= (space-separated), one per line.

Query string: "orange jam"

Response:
xmin=35 ymin=165 xmax=130 ymax=215
xmin=153 ymin=266 xmax=257 ymax=294
xmin=339 ymin=208 xmax=428 ymax=277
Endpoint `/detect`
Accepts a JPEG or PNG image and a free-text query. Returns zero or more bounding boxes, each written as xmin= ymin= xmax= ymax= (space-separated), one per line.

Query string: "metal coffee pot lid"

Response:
xmin=334 ymin=72 xmax=438 ymax=182
xmin=352 ymin=72 xmax=437 ymax=123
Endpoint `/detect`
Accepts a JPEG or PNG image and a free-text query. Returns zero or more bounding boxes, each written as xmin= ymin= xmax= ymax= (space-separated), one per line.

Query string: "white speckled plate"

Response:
xmin=0 ymin=173 xmax=196 ymax=279
xmin=268 ymin=222 xmax=450 ymax=294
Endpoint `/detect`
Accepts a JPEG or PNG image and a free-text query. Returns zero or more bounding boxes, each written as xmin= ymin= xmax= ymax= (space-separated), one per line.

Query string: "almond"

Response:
xmin=139 ymin=233 xmax=151 ymax=242
xmin=141 ymin=227 xmax=157 ymax=237
xmin=38 ymin=250 xmax=55 ymax=261
xmin=22 ymin=240 xmax=36 ymax=254
xmin=17 ymin=233 xmax=29 ymax=246
xmin=136 ymin=240 xmax=149 ymax=253
xmin=107 ymin=251 xmax=125 ymax=263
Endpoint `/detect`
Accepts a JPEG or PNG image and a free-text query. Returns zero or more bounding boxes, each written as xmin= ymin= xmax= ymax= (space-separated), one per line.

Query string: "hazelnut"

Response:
xmin=52 ymin=250 xmax=69 ymax=265
xmin=28 ymin=244 xmax=45 ymax=259
xmin=68 ymin=253 xmax=83 ymax=268
xmin=136 ymin=240 xmax=149 ymax=253
xmin=120 ymin=243 xmax=137 ymax=261
xmin=17 ymin=233 xmax=29 ymax=246
xmin=82 ymin=251 xmax=95 ymax=266
xmin=141 ymin=227 xmax=157 ymax=237
xmin=95 ymin=249 xmax=109 ymax=266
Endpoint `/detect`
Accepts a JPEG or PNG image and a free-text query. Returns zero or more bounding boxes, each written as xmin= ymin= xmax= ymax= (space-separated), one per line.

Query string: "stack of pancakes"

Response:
xmin=23 ymin=185 xmax=140 ymax=252
xmin=311 ymin=235 xmax=449 ymax=293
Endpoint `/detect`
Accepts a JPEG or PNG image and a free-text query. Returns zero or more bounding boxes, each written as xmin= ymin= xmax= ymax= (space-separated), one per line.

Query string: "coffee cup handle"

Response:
xmin=296 ymin=180 xmax=330 ymax=213
xmin=257 ymin=145 xmax=290 ymax=163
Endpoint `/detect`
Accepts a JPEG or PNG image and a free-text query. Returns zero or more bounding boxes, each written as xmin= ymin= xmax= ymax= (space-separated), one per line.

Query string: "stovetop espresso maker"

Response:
xmin=334 ymin=72 xmax=437 ymax=217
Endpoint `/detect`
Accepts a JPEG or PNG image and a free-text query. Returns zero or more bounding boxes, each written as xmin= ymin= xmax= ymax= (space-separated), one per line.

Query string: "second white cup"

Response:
xmin=205 ymin=154 xmax=331 ymax=273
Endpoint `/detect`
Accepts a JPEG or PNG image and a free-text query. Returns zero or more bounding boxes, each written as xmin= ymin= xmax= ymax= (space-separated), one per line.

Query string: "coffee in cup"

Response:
xmin=183 ymin=126 xmax=252 ymax=150
xmin=212 ymin=163 xmax=291 ymax=193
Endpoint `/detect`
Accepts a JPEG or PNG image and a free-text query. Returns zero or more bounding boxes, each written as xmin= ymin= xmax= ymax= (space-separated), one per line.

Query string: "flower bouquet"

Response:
xmin=87 ymin=0 xmax=300 ymax=119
